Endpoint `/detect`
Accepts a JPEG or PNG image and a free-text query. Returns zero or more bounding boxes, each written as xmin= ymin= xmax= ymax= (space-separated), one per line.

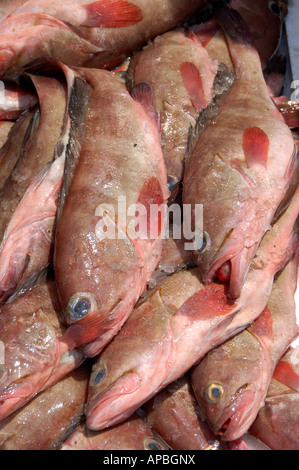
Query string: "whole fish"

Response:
xmin=126 ymin=28 xmax=219 ymax=196
xmin=0 ymin=67 xmax=91 ymax=304
xmin=85 ymin=189 xmax=299 ymax=431
xmin=61 ymin=415 xmax=167 ymax=450
xmin=229 ymin=0 xmax=282 ymax=68
xmin=0 ymin=109 xmax=33 ymax=191
xmin=250 ymin=346 xmax=299 ymax=450
xmin=0 ymin=277 xmax=85 ymax=421
xmin=0 ymin=80 xmax=37 ymax=120
xmin=0 ymin=0 xmax=212 ymax=79
xmin=0 ymin=120 xmax=13 ymax=149
xmin=0 ymin=74 xmax=67 ymax=242
xmin=191 ymin=251 xmax=298 ymax=441
xmin=183 ymin=7 xmax=297 ymax=299
xmin=55 ymin=69 xmax=169 ymax=358
xmin=0 ymin=365 xmax=89 ymax=450
xmin=144 ymin=375 xmax=228 ymax=450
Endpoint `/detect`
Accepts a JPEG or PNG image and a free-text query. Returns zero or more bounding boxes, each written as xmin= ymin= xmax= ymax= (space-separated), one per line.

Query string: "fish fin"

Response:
xmin=81 ymin=0 xmax=143 ymax=28
xmin=273 ymin=360 xmax=299 ymax=392
xmin=130 ymin=82 xmax=159 ymax=127
xmin=180 ymin=62 xmax=207 ymax=113
xmin=137 ymin=176 xmax=165 ymax=239
xmin=242 ymin=127 xmax=269 ymax=169
xmin=5 ymin=264 xmax=51 ymax=304
xmin=251 ymin=306 xmax=273 ymax=338
xmin=188 ymin=20 xmax=219 ymax=47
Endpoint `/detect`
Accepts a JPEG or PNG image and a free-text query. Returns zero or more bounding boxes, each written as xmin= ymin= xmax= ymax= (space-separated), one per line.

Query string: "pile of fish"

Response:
xmin=0 ymin=0 xmax=298 ymax=451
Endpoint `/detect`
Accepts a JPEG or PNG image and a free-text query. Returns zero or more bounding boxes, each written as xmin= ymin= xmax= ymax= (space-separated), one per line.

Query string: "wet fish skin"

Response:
xmin=0 ymin=365 xmax=89 ymax=450
xmin=183 ymin=7 xmax=296 ymax=299
xmin=0 ymin=0 xmax=211 ymax=79
xmin=250 ymin=346 xmax=299 ymax=450
xmin=55 ymin=69 xmax=169 ymax=358
xmin=85 ymin=188 xmax=299 ymax=431
xmin=0 ymin=120 xmax=14 ymax=149
xmin=127 ymin=28 xmax=218 ymax=194
xmin=0 ymin=278 xmax=85 ymax=421
xmin=0 ymin=109 xmax=34 ymax=191
xmin=61 ymin=414 xmax=167 ymax=450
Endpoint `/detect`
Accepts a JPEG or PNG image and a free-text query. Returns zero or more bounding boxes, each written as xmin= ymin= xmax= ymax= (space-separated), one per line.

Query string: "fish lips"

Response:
xmin=212 ymin=384 xmax=257 ymax=441
xmin=86 ymin=371 xmax=142 ymax=431
xmin=0 ymin=378 xmax=33 ymax=420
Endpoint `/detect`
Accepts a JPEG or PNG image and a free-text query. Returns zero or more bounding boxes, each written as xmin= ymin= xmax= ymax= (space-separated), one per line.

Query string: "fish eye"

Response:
xmin=90 ymin=363 xmax=107 ymax=386
xmin=143 ymin=437 xmax=164 ymax=451
xmin=204 ymin=383 xmax=224 ymax=404
xmin=66 ymin=292 xmax=97 ymax=324
xmin=268 ymin=1 xmax=281 ymax=16
xmin=194 ymin=231 xmax=210 ymax=253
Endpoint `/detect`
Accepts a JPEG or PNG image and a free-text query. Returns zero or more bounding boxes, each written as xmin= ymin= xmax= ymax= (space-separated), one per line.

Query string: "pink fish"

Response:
xmin=183 ymin=7 xmax=297 ymax=299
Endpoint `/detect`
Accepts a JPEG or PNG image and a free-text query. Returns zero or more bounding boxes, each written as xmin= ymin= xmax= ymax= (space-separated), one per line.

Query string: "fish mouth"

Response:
xmin=86 ymin=371 xmax=142 ymax=431
xmin=205 ymin=242 xmax=258 ymax=300
xmin=214 ymin=384 xmax=257 ymax=441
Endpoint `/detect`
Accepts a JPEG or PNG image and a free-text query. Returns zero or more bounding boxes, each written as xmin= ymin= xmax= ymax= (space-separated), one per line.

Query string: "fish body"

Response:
xmin=0 ymin=278 xmax=85 ymax=421
xmin=61 ymin=415 xmax=166 ymax=450
xmin=127 ymin=29 xmax=219 ymax=195
xmin=0 ymin=366 xmax=89 ymax=450
xmin=183 ymin=7 xmax=297 ymax=299
xmin=0 ymin=0 xmax=210 ymax=78
xmin=0 ymin=121 xmax=13 ymax=149
xmin=55 ymin=69 xmax=169 ymax=358
xmin=250 ymin=347 xmax=299 ymax=450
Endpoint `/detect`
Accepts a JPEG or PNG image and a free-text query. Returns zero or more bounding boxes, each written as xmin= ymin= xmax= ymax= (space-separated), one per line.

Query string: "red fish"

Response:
xmin=0 ymin=81 xmax=37 ymax=120
xmin=55 ymin=69 xmax=169 ymax=358
xmin=183 ymin=7 xmax=297 ymax=299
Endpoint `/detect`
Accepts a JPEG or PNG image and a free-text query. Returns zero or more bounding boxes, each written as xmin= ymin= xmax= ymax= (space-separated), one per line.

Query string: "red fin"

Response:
xmin=273 ymin=360 xmax=299 ymax=392
xmin=251 ymin=306 xmax=273 ymax=338
xmin=243 ymin=127 xmax=269 ymax=169
xmin=137 ymin=177 xmax=164 ymax=239
xmin=177 ymin=284 xmax=234 ymax=321
xmin=82 ymin=0 xmax=143 ymax=28
xmin=215 ymin=7 xmax=255 ymax=47
xmin=180 ymin=62 xmax=207 ymax=113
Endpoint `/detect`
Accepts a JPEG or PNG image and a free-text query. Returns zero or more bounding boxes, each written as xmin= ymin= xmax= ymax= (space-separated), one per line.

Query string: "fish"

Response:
xmin=0 ymin=80 xmax=37 ymax=120
xmin=61 ymin=414 xmax=167 ymax=450
xmin=0 ymin=74 xmax=67 ymax=242
xmin=229 ymin=0 xmax=282 ymax=68
xmin=144 ymin=375 xmax=228 ymax=450
xmin=55 ymin=69 xmax=169 ymax=359
xmin=0 ymin=365 xmax=89 ymax=450
xmin=85 ymin=188 xmax=299 ymax=431
xmin=183 ymin=7 xmax=297 ymax=299
xmin=126 ymin=28 xmax=219 ymax=197
xmin=0 ymin=109 xmax=34 ymax=191
xmin=190 ymin=251 xmax=299 ymax=441
xmin=249 ymin=346 xmax=299 ymax=450
xmin=0 ymin=0 xmax=212 ymax=79
xmin=0 ymin=276 xmax=85 ymax=421
xmin=0 ymin=66 xmax=92 ymax=304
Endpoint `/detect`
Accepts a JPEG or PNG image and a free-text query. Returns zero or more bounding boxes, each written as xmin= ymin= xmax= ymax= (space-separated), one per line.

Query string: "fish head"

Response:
xmin=185 ymin=153 xmax=262 ymax=299
xmin=0 ymin=306 xmax=60 ymax=420
xmin=191 ymin=330 xmax=267 ymax=441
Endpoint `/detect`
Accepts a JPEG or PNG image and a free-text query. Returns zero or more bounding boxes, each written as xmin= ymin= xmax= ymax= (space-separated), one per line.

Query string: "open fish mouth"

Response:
xmin=205 ymin=241 xmax=259 ymax=300
xmin=214 ymin=384 xmax=256 ymax=441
